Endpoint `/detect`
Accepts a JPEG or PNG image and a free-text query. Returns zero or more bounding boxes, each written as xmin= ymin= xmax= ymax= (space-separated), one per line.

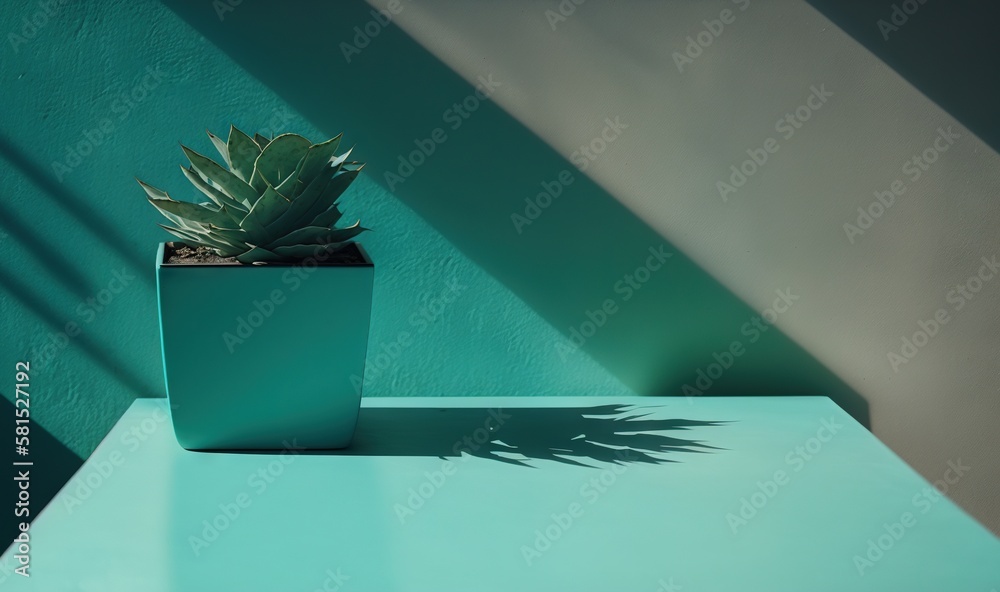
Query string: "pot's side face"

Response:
xmin=156 ymin=244 xmax=374 ymax=450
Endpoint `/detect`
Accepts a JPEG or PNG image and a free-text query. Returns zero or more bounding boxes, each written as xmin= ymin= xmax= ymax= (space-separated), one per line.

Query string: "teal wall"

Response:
xmin=2 ymin=0 xmax=893 ymax=542
xmin=3 ymin=0 xmax=1000 ymax=544
xmin=0 ymin=0 xmax=631 ymax=462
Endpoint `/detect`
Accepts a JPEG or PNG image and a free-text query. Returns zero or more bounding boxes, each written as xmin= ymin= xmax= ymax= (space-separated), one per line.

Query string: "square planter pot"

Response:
xmin=155 ymin=242 xmax=374 ymax=450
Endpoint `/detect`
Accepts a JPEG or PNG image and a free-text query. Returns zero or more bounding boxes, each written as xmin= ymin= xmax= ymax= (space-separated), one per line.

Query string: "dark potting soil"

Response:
xmin=164 ymin=243 xmax=367 ymax=265
xmin=166 ymin=245 xmax=239 ymax=264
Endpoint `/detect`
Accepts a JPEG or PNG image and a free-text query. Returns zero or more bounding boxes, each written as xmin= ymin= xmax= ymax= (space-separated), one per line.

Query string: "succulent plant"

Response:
xmin=139 ymin=126 xmax=367 ymax=264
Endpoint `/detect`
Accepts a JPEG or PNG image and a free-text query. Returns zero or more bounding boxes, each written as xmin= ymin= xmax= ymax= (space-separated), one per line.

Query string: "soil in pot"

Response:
xmin=164 ymin=243 xmax=369 ymax=265
xmin=167 ymin=245 xmax=238 ymax=264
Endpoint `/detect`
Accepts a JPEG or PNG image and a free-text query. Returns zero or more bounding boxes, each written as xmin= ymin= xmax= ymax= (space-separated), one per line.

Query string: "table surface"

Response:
xmin=2 ymin=396 xmax=998 ymax=591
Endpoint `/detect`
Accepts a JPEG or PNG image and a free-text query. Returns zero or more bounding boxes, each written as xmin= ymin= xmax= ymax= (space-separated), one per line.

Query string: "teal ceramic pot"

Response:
xmin=155 ymin=242 xmax=374 ymax=450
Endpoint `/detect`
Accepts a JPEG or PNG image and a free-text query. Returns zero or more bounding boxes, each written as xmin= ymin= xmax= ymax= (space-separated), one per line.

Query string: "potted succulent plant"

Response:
xmin=139 ymin=126 xmax=374 ymax=451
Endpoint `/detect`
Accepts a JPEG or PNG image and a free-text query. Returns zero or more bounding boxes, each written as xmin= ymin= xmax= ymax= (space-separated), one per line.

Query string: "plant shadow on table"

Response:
xmin=331 ymin=405 xmax=727 ymax=467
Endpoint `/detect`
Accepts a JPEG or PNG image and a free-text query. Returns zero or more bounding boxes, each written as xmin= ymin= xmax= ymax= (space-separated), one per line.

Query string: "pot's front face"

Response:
xmin=155 ymin=243 xmax=374 ymax=450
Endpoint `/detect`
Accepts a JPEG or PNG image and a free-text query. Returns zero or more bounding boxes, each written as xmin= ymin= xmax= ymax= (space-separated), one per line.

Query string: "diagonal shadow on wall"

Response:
xmin=0 ymin=132 xmax=151 ymax=284
xmin=0 ymin=198 xmax=94 ymax=300
xmin=0 ymin=266 xmax=159 ymax=397
xmin=805 ymin=0 xmax=1000 ymax=153
xmin=160 ymin=0 xmax=869 ymax=426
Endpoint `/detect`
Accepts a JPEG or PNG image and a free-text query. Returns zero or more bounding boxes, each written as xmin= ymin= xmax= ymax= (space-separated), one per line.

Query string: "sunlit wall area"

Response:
xmin=377 ymin=0 xmax=1000 ymax=533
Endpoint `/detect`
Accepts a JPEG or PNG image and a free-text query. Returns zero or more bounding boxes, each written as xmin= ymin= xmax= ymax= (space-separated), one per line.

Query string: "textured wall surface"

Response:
xmin=0 ymin=2 xmax=627 ymax=459
xmin=0 ymin=0 xmax=998 ymax=542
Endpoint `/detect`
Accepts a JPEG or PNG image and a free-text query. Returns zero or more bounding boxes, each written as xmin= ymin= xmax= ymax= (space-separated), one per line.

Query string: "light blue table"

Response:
xmin=2 ymin=397 xmax=998 ymax=591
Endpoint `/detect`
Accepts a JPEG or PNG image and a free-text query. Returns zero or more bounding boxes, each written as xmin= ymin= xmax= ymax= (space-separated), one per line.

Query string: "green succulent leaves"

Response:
xmin=141 ymin=126 xmax=366 ymax=264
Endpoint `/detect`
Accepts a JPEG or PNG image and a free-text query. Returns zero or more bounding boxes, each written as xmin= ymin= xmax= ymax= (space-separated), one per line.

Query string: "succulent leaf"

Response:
xmin=206 ymin=130 xmax=231 ymax=169
xmin=239 ymin=185 xmax=292 ymax=246
xmin=158 ymin=208 xmax=209 ymax=233
xmin=148 ymin=196 xmax=239 ymax=229
xmin=159 ymin=224 xmax=214 ymax=249
xmin=201 ymin=222 xmax=250 ymax=246
xmin=275 ymin=166 xmax=301 ymax=196
xmin=237 ymin=211 xmax=272 ymax=246
xmin=293 ymin=134 xmax=343 ymax=193
xmin=265 ymin=165 xmax=337 ymax=234
xmin=294 ymin=167 xmax=361 ymax=228
xmin=253 ymin=133 xmax=271 ymax=150
xmin=235 ymin=245 xmax=285 ymax=264
xmin=251 ymin=133 xmax=311 ymax=189
xmin=267 ymin=222 xmax=364 ymax=249
xmin=181 ymin=145 xmax=258 ymax=206
xmin=136 ymin=178 xmax=170 ymax=201
xmin=323 ymin=221 xmax=366 ymax=243
xmin=162 ymin=211 xmax=249 ymax=250
xmin=180 ymin=166 xmax=250 ymax=214
xmin=310 ymin=204 xmax=343 ymax=228
xmin=226 ymin=126 xmax=260 ymax=182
